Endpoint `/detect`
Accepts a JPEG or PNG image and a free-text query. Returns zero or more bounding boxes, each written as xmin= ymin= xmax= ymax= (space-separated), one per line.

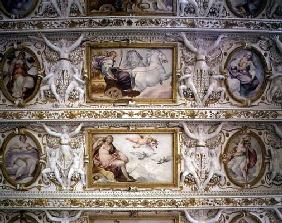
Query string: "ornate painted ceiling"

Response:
xmin=0 ymin=0 xmax=282 ymax=222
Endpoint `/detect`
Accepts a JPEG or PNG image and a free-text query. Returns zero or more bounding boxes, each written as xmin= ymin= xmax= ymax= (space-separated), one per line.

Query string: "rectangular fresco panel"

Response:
xmin=87 ymin=128 xmax=178 ymax=188
xmin=86 ymin=0 xmax=176 ymax=16
xmin=86 ymin=42 xmax=177 ymax=104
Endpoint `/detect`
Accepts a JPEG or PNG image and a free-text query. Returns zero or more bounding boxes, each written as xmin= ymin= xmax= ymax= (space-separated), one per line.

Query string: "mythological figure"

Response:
xmin=184 ymin=209 xmax=223 ymax=223
xmin=40 ymin=60 xmax=62 ymax=102
xmin=67 ymin=147 xmax=86 ymax=189
xmin=42 ymin=147 xmax=63 ymax=186
xmin=202 ymin=72 xmax=226 ymax=104
xmin=41 ymin=34 xmax=84 ymax=74
xmin=42 ymin=123 xmax=83 ymax=165
xmin=182 ymin=122 xmax=223 ymax=148
xmin=65 ymin=62 xmax=85 ymax=103
xmin=181 ymin=32 xmax=226 ymax=77
xmin=178 ymin=59 xmax=201 ymax=104
xmin=45 ymin=210 xmax=82 ymax=223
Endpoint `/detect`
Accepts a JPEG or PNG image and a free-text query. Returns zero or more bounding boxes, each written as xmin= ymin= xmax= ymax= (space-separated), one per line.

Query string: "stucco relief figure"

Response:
xmin=65 ymin=62 xmax=85 ymax=103
xmin=67 ymin=147 xmax=86 ymax=189
xmin=181 ymin=33 xmax=226 ymax=77
xmin=42 ymin=146 xmax=64 ymax=186
xmin=202 ymin=72 xmax=226 ymax=104
xmin=66 ymin=0 xmax=84 ymax=17
xmin=181 ymin=147 xmax=201 ymax=189
xmin=40 ymin=60 xmax=62 ymax=103
xmin=201 ymin=147 xmax=225 ymax=189
xmin=42 ymin=124 xmax=83 ymax=166
xmin=178 ymin=58 xmax=201 ymax=104
xmin=45 ymin=210 xmax=82 ymax=223
xmin=179 ymin=0 xmax=199 ymax=16
xmin=273 ymin=124 xmax=282 ymax=139
xmin=39 ymin=0 xmax=62 ymax=16
xmin=184 ymin=209 xmax=223 ymax=223
xmin=182 ymin=122 xmax=223 ymax=148
xmin=41 ymin=34 xmax=84 ymax=75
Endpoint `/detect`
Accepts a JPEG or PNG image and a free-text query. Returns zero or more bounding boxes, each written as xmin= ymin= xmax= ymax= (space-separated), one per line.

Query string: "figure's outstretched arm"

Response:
xmin=45 ymin=211 xmax=60 ymax=222
xmin=182 ymin=122 xmax=197 ymax=140
xmin=184 ymin=210 xmax=199 ymax=223
xmin=69 ymin=123 xmax=83 ymax=137
xmin=68 ymin=211 xmax=82 ymax=221
xmin=269 ymin=72 xmax=282 ymax=80
xmin=206 ymin=123 xmax=223 ymax=140
xmin=67 ymin=34 xmax=85 ymax=52
xmin=179 ymin=74 xmax=193 ymax=82
xmin=273 ymin=124 xmax=282 ymax=139
xmin=208 ymin=34 xmax=226 ymax=53
xmin=274 ymin=208 xmax=282 ymax=220
xmin=42 ymin=124 xmax=61 ymax=137
xmin=180 ymin=32 xmax=198 ymax=54
xmin=42 ymin=35 xmax=61 ymax=52
xmin=206 ymin=209 xmax=223 ymax=223
xmin=274 ymin=35 xmax=282 ymax=54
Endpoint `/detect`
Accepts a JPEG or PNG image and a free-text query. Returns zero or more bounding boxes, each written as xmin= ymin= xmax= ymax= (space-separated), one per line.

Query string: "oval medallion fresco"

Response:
xmin=223 ymin=131 xmax=266 ymax=187
xmin=224 ymin=46 xmax=267 ymax=104
xmin=0 ymin=0 xmax=39 ymax=18
xmin=0 ymin=47 xmax=42 ymax=106
xmin=226 ymin=0 xmax=267 ymax=17
xmin=0 ymin=130 xmax=42 ymax=188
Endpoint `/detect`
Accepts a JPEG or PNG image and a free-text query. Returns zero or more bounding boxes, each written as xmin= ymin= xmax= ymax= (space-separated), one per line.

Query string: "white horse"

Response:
xmin=131 ymin=50 xmax=170 ymax=92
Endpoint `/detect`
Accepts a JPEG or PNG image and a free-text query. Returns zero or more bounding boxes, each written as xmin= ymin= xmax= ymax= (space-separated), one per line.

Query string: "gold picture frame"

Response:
xmin=0 ymin=46 xmax=42 ymax=107
xmin=222 ymin=130 xmax=266 ymax=188
xmin=222 ymin=45 xmax=270 ymax=106
xmin=89 ymin=214 xmax=180 ymax=223
xmin=86 ymin=0 xmax=177 ymax=16
xmin=86 ymin=128 xmax=179 ymax=189
xmin=0 ymin=0 xmax=39 ymax=18
xmin=0 ymin=129 xmax=43 ymax=189
xmin=86 ymin=42 xmax=178 ymax=105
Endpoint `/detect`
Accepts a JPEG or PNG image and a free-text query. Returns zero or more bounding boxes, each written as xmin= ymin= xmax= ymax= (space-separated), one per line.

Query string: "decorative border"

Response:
xmin=86 ymin=128 xmax=179 ymax=189
xmin=86 ymin=42 xmax=178 ymax=104
xmin=0 ymin=18 xmax=281 ymax=33
xmin=0 ymin=197 xmax=277 ymax=209
xmin=0 ymin=109 xmax=279 ymax=121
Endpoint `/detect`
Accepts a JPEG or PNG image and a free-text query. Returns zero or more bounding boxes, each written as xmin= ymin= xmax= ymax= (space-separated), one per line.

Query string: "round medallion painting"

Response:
xmin=226 ymin=0 xmax=267 ymax=17
xmin=0 ymin=0 xmax=39 ymax=18
xmin=224 ymin=47 xmax=267 ymax=104
xmin=0 ymin=131 xmax=42 ymax=188
xmin=0 ymin=47 xmax=41 ymax=106
xmin=223 ymin=131 xmax=266 ymax=187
